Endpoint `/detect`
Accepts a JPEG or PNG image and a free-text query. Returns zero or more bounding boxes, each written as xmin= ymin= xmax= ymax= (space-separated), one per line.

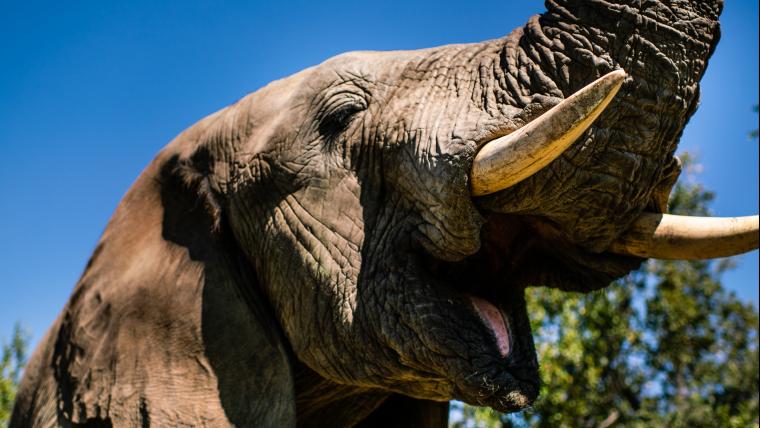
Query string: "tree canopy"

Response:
xmin=0 ymin=323 xmax=28 ymax=426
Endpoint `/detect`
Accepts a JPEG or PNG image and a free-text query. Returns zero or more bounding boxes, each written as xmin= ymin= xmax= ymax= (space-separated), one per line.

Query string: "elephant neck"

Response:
xmin=293 ymin=361 xmax=449 ymax=427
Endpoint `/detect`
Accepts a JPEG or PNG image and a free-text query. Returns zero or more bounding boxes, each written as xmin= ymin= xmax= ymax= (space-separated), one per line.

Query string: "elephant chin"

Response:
xmin=430 ymin=282 xmax=539 ymax=412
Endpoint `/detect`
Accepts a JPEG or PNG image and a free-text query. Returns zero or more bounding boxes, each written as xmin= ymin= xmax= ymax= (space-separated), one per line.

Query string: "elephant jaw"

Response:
xmin=404 ymin=219 xmax=546 ymax=412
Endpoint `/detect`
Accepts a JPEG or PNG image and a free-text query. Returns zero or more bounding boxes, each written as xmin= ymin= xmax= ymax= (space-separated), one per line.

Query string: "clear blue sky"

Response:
xmin=1 ymin=1 xmax=757 ymax=347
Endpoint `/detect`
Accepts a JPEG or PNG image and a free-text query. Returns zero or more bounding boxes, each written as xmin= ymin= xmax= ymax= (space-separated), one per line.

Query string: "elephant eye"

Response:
xmin=318 ymin=95 xmax=367 ymax=137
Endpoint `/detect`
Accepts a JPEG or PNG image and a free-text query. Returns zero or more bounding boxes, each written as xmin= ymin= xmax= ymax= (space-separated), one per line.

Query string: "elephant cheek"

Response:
xmin=228 ymin=171 xmax=374 ymax=380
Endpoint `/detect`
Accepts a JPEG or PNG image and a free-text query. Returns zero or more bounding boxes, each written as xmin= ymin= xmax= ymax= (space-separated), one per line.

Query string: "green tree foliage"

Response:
xmin=0 ymin=323 xmax=28 ymax=426
xmin=452 ymin=156 xmax=759 ymax=427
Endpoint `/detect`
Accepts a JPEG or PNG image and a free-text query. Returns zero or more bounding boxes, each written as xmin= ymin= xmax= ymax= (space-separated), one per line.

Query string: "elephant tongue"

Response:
xmin=469 ymin=296 xmax=510 ymax=357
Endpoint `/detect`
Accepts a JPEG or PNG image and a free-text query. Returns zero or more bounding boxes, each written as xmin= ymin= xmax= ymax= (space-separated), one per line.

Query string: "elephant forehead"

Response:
xmin=217 ymin=69 xmax=317 ymax=156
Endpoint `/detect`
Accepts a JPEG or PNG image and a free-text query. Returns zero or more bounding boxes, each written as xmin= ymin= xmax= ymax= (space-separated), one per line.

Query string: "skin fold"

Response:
xmin=11 ymin=1 xmax=723 ymax=427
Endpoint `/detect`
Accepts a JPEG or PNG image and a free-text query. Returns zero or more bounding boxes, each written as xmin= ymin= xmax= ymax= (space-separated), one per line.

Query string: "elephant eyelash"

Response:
xmin=318 ymin=94 xmax=368 ymax=137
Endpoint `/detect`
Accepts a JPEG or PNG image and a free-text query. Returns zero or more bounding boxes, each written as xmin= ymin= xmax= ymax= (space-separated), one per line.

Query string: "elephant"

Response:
xmin=11 ymin=0 xmax=759 ymax=426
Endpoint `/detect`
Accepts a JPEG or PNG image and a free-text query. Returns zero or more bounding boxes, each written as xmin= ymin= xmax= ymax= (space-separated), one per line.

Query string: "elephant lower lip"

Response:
xmin=469 ymin=295 xmax=511 ymax=357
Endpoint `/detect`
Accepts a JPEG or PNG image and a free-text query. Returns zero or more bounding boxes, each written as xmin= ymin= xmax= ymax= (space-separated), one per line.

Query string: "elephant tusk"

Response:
xmin=470 ymin=70 xmax=626 ymax=197
xmin=608 ymin=213 xmax=760 ymax=260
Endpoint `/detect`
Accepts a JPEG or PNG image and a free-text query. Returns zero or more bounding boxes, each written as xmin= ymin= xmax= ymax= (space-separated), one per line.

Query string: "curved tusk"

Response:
xmin=608 ymin=213 xmax=759 ymax=260
xmin=470 ymin=70 xmax=626 ymax=196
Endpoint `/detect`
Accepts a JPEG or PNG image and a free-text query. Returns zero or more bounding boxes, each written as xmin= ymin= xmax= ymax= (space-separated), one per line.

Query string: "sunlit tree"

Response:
xmin=0 ymin=323 xmax=28 ymax=426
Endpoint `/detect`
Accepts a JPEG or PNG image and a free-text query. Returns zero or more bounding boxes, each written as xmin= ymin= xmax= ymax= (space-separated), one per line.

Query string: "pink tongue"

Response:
xmin=469 ymin=296 xmax=511 ymax=357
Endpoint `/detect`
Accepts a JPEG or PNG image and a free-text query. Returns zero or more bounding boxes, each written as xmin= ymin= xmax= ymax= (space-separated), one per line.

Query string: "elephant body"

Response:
xmin=12 ymin=1 xmax=723 ymax=426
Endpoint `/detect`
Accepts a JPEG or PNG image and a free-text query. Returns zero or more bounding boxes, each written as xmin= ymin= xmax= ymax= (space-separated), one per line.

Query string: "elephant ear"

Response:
xmin=41 ymin=108 xmax=296 ymax=426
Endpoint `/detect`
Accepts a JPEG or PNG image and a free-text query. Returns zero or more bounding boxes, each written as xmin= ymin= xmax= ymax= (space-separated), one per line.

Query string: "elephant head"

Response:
xmin=184 ymin=0 xmax=755 ymax=416
xmin=12 ymin=0 xmax=758 ymax=426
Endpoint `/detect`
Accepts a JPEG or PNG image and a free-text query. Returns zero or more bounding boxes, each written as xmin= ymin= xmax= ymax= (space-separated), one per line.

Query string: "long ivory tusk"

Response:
xmin=608 ymin=213 xmax=759 ymax=260
xmin=470 ymin=70 xmax=626 ymax=196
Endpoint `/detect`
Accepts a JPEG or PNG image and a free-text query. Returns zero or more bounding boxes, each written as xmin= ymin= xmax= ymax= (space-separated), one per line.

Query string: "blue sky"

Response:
xmin=1 ymin=1 xmax=757 ymax=347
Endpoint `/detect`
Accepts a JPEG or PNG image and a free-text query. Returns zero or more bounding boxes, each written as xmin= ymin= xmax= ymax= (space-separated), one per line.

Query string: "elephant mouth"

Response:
xmin=405 ymin=71 xmax=758 ymax=410
xmin=469 ymin=295 xmax=512 ymax=358
xmin=418 ymin=215 xmax=545 ymax=411
xmin=416 ymin=211 xmax=638 ymax=412
xmin=410 ymin=74 xmax=637 ymax=395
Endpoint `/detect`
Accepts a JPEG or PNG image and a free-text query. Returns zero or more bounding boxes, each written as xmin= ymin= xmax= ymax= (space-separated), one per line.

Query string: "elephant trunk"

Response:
xmin=478 ymin=0 xmax=723 ymax=253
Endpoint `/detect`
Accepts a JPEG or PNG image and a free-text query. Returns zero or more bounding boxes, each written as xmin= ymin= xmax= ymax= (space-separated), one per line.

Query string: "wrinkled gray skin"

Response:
xmin=12 ymin=1 xmax=722 ymax=426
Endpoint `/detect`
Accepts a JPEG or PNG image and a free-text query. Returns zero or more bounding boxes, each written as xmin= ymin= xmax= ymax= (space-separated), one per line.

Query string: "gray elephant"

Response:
xmin=11 ymin=0 xmax=758 ymax=426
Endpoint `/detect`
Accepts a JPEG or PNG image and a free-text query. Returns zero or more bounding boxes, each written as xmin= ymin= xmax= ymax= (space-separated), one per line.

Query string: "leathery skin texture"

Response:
xmin=11 ymin=1 xmax=722 ymax=426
